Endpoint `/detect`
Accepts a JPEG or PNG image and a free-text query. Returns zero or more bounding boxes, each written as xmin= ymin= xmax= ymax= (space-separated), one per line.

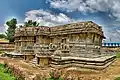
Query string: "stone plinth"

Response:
xmin=50 ymin=55 xmax=116 ymax=70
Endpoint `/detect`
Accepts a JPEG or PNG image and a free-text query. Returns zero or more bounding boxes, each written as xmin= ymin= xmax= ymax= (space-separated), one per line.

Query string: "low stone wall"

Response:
xmin=0 ymin=43 xmax=15 ymax=52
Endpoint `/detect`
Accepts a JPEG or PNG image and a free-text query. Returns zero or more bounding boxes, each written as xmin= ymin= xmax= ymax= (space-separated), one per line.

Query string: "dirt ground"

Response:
xmin=0 ymin=58 xmax=120 ymax=80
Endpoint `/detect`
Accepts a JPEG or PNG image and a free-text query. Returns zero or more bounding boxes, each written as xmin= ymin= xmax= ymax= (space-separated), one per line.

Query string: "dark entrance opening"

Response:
xmin=37 ymin=57 xmax=40 ymax=64
xmin=24 ymin=55 xmax=26 ymax=60
xmin=34 ymin=36 xmax=36 ymax=43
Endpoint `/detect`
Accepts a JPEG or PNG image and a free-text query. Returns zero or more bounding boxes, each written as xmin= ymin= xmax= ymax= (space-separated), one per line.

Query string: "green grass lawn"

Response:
xmin=115 ymin=53 xmax=120 ymax=80
xmin=0 ymin=64 xmax=16 ymax=80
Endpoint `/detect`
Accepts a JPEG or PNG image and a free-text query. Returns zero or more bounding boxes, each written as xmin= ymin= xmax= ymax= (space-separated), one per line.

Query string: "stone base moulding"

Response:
xmin=50 ymin=55 xmax=116 ymax=70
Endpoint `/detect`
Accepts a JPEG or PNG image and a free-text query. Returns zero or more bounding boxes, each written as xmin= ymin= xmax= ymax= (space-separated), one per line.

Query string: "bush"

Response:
xmin=0 ymin=63 xmax=16 ymax=80
xmin=0 ymin=63 xmax=4 ymax=67
xmin=4 ymin=68 xmax=9 ymax=73
xmin=114 ymin=77 xmax=120 ymax=80
xmin=49 ymin=77 xmax=63 ymax=80
xmin=49 ymin=69 xmax=63 ymax=80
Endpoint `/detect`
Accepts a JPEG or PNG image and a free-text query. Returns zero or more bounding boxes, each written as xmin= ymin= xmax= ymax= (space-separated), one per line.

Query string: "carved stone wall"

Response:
xmin=14 ymin=21 xmax=109 ymax=69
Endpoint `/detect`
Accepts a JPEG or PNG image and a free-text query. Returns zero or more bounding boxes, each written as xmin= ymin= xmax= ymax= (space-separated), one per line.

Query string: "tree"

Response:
xmin=33 ymin=21 xmax=39 ymax=27
xmin=24 ymin=20 xmax=39 ymax=27
xmin=0 ymin=34 xmax=6 ymax=39
xmin=5 ymin=18 xmax=17 ymax=42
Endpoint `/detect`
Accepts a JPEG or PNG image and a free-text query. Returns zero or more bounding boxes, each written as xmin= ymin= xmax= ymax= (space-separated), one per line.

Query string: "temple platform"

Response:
xmin=50 ymin=55 xmax=116 ymax=70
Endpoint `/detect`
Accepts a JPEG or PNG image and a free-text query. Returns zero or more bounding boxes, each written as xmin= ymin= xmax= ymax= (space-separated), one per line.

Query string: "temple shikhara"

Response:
xmin=14 ymin=21 xmax=116 ymax=69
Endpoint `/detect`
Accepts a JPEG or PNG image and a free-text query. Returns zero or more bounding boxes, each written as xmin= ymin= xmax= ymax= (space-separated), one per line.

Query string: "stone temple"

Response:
xmin=14 ymin=21 xmax=116 ymax=70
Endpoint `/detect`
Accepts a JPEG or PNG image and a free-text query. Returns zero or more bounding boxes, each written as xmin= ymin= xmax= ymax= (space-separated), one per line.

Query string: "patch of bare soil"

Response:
xmin=0 ymin=57 xmax=120 ymax=80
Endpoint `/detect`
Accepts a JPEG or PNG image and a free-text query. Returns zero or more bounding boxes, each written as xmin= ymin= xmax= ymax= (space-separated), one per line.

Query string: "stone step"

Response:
xmin=29 ymin=58 xmax=37 ymax=64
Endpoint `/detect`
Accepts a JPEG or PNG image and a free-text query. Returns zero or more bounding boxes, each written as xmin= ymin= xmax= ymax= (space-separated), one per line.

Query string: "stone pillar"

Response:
xmin=86 ymin=33 xmax=93 ymax=44
xmin=94 ymin=34 xmax=99 ymax=46
xmin=83 ymin=33 xmax=86 ymax=43
xmin=39 ymin=57 xmax=50 ymax=67
xmin=99 ymin=36 xmax=102 ymax=47
xmin=92 ymin=33 xmax=95 ymax=43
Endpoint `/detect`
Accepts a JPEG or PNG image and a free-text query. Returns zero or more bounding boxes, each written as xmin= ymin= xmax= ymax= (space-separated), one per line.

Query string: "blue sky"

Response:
xmin=0 ymin=0 xmax=120 ymax=42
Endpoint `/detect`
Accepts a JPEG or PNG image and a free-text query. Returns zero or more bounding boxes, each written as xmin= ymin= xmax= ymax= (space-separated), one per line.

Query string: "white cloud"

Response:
xmin=47 ymin=0 xmax=120 ymax=21
xmin=105 ymin=29 xmax=120 ymax=42
xmin=47 ymin=0 xmax=94 ymax=14
xmin=25 ymin=9 xmax=80 ymax=26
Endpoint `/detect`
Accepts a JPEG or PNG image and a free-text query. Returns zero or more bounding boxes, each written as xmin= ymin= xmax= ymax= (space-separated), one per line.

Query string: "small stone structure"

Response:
xmin=14 ymin=21 xmax=116 ymax=70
